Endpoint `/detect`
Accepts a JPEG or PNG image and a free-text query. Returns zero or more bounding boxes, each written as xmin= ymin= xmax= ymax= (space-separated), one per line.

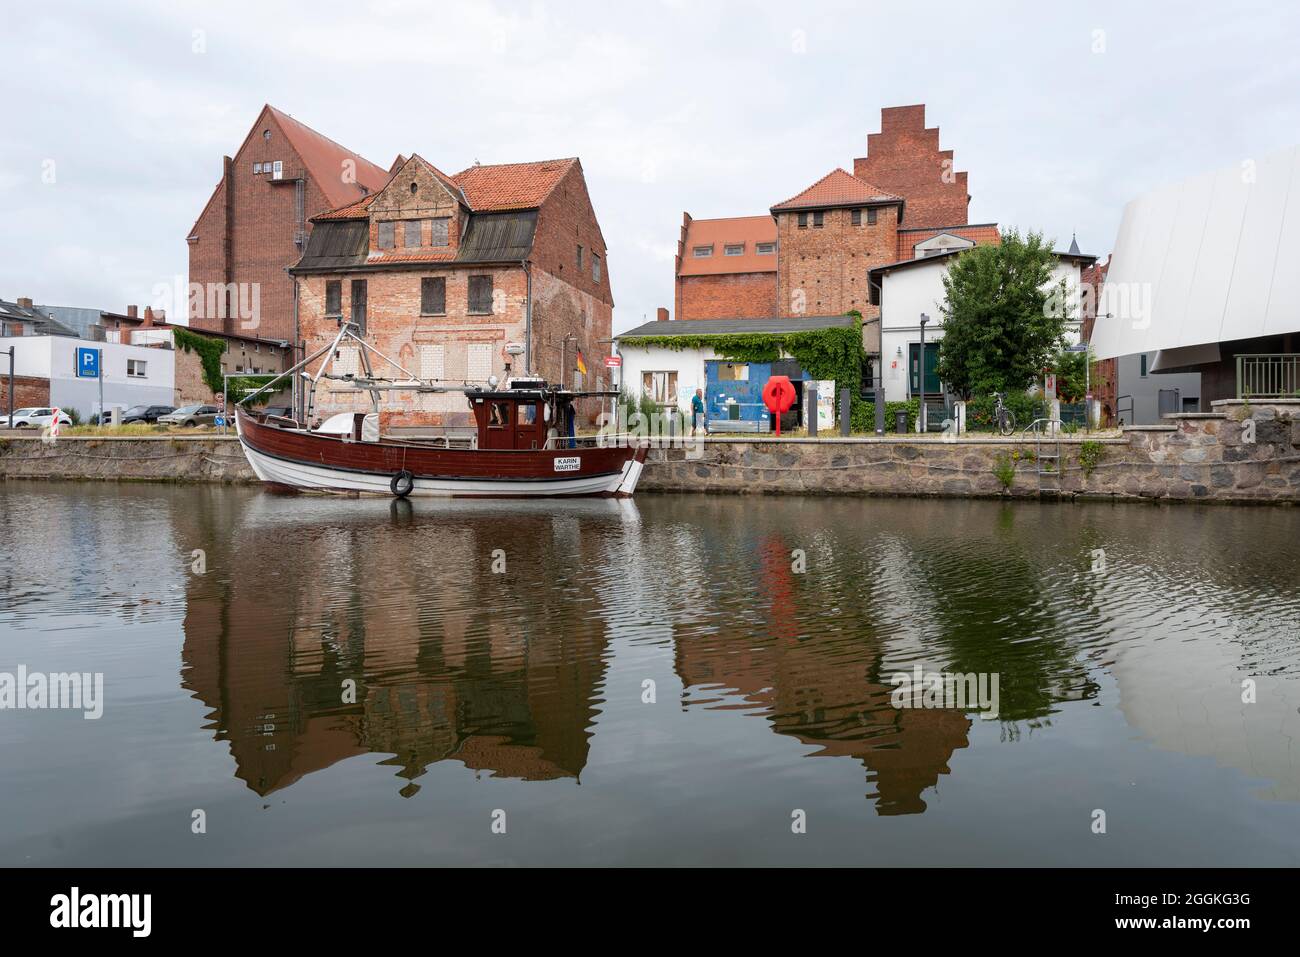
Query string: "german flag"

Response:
xmin=575 ymin=348 xmax=588 ymax=376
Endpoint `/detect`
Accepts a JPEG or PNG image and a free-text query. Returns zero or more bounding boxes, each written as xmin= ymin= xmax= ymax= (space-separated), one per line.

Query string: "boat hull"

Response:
xmin=235 ymin=410 xmax=647 ymax=498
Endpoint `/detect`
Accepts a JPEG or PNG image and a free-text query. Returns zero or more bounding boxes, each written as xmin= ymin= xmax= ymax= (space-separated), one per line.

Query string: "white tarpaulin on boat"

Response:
xmin=1091 ymin=144 xmax=1300 ymax=360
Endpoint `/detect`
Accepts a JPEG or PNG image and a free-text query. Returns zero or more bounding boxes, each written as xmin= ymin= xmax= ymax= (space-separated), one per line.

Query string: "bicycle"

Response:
xmin=991 ymin=392 xmax=1016 ymax=436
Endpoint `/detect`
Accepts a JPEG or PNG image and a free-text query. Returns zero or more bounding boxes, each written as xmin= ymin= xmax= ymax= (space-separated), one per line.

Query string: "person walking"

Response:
xmin=691 ymin=388 xmax=706 ymax=435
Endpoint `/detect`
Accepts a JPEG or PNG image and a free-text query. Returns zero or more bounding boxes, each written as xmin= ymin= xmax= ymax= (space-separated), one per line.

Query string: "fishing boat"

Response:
xmin=232 ymin=324 xmax=647 ymax=499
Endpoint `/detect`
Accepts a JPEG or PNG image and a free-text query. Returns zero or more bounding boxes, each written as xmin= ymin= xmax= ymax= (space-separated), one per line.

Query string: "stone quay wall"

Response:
xmin=2 ymin=401 xmax=1297 ymax=504
xmin=640 ymin=400 xmax=1300 ymax=504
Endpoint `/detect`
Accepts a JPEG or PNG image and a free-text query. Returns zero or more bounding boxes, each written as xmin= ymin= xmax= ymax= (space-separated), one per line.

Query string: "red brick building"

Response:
xmin=672 ymin=104 xmax=989 ymax=350
xmin=186 ymin=105 xmax=392 ymax=343
xmin=674 ymin=214 xmax=777 ymax=321
xmin=291 ymin=153 xmax=613 ymax=428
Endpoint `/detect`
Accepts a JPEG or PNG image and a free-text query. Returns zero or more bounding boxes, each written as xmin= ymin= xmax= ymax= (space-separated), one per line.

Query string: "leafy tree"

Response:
xmin=934 ymin=230 xmax=1072 ymax=399
xmin=1051 ymin=346 xmax=1092 ymax=403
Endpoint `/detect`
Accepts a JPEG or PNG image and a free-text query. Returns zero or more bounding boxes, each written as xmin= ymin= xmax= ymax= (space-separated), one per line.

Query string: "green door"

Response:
xmin=909 ymin=342 xmax=941 ymax=396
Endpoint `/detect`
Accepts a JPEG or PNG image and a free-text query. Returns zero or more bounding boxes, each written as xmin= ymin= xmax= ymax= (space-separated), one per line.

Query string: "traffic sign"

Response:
xmin=604 ymin=356 xmax=621 ymax=368
xmin=76 ymin=347 xmax=100 ymax=378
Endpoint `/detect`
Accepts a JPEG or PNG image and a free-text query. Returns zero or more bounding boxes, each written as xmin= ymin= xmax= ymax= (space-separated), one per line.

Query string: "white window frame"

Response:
xmin=126 ymin=359 xmax=147 ymax=379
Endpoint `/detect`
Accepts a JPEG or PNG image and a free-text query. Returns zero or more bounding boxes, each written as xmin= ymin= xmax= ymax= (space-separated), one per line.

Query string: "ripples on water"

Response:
xmin=1 ymin=484 xmax=1299 ymax=865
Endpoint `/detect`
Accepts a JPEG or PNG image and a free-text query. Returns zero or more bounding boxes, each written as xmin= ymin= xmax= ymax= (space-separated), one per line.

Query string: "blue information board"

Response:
xmin=76 ymin=347 xmax=100 ymax=379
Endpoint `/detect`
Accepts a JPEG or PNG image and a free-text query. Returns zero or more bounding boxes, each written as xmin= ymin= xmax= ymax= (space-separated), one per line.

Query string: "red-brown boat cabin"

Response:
xmin=468 ymin=379 xmax=608 ymax=451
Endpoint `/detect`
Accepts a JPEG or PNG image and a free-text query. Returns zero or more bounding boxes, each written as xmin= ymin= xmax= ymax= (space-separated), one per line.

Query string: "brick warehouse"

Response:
xmin=673 ymin=105 xmax=998 ymax=356
xmin=291 ymin=153 xmax=613 ymax=428
xmin=186 ymin=105 xmax=393 ymax=344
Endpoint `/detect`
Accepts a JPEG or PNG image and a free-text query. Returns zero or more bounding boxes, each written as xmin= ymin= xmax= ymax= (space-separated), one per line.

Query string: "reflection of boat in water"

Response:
xmin=234 ymin=323 xmax=646 ymax=499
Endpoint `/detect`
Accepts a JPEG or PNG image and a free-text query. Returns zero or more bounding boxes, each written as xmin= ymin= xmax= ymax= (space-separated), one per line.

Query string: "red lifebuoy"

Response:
xmin=762 ymin=376 xmax=796 ymax=436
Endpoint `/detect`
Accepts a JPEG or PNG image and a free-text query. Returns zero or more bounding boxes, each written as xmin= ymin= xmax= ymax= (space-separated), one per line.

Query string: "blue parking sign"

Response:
xmin=76 ymin=347 xmax=100 ymax=379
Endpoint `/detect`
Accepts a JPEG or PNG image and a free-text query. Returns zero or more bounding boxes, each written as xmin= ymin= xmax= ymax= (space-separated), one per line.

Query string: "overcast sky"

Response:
xmin=2 ymin=0 xmax=1297 ymax=332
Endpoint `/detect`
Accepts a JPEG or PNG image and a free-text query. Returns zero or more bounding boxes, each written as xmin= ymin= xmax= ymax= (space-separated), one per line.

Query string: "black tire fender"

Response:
xmin=390 ymin=469 xmax=415 ymax=498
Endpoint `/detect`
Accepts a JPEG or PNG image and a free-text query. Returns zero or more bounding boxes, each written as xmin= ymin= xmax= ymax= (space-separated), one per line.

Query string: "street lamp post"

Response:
xmin=4 ymin=346 xmax=13 ymax=428
xmin=918 ymin=313 xmax=930 ymax=434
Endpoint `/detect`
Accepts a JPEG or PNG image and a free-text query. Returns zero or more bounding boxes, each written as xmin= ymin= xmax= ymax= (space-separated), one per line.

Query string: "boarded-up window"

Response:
xmin=867 ymin=207 xmax=878 ymax=225
xmin=404 ymin=220 xmax=421 ymax=247
xmin=468 ymin=275 xmax=493 ymax=314
xmin=419 ymin=344 xmax=445 ymax=381
xmin=421 ymin=277 xmax=446 ymax=315
xmin=378 ymin=221 xmax=395 ymax=249
xmin=335 ymin=347 xmax=360 ymax=377
xmin=430 ymin=217 xmax=449 ymax=246
xmin=642 ymin=371 xmax=678 ymax=405
xmin=325 ymin=280 xmax=342 ymax=316
xmin=467 ymin=342 xmax=493 ymax=382
xmin=576 ymin=245 xmax=584 ymax=269
xmin=593 ymin=254 xmax=601 ymax=281
xmin=350 ymin=279 xmax=367 ymax=334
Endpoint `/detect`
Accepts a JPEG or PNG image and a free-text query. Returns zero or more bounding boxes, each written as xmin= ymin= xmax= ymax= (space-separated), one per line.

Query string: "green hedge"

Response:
xmin=851 ymin=397 xmax=920 ymax=433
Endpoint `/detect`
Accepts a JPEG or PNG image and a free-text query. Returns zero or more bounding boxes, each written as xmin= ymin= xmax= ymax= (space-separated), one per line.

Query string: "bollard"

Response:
xmin=807 ymin=384 xmax=818 ymax=437
xmin=840 ymin=387 xmax=851 ymax=436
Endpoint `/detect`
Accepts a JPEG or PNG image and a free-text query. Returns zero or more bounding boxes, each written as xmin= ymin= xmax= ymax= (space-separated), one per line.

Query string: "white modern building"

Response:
xmin=1091 ymin=144 xmax=1300 ymax=402
xmin=0 ymin=334 xmax=174 ymax=420
xmin=868 ymin=244 xmax=1096 ymax=403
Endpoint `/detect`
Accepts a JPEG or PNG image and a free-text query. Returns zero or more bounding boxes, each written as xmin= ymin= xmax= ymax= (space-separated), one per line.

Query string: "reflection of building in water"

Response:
xmin=672 ymin=531 xmax=971 ymax=815
xmin=675 ymin=632 xmax=970 ymax=815
xmin=180 ymin=502 xmax=613 ymax=797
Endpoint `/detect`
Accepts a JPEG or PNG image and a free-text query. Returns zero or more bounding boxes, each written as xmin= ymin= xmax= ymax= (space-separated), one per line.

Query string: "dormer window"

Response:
xmin=693 ymin=245 xmax=713 ymax=258
xmin=756 ymin=242 xmax=776 ymax=255
xmin=724 ymin=243 xmax=744 ymax=256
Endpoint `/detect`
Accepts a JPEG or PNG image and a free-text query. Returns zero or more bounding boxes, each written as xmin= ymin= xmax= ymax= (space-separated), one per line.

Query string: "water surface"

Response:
xmin=2 ymin=484 xmax=1299 ymax=866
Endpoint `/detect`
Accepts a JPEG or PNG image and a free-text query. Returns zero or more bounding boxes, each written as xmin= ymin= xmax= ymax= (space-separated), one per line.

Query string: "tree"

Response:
xmin=934 ymin=230 xmax=1072 ymax=399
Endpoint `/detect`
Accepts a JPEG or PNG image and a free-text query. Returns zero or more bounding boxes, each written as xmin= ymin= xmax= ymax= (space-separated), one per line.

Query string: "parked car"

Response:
xmin=6 ymin=407 xmax=73 ymax=429
xmin=157 ymin=404 xmax=220 ymax=427
xmin=120 ymin=405 xmax=174 ymax=424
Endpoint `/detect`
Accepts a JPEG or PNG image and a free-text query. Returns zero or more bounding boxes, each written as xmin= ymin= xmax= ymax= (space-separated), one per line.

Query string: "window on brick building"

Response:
xmin=350 ymin=279 xmax=367 ymax=334
xmin=724 ymin=244 xmax=744 ymax=256
xmin=253 ymin=162 xmax=261 ymax=174
xmin=421 ymin=277 xmax=446 ymax=315
xmin=797 ymin=212 xmax=808 ymax=229
xmin=577 ymin=245 xmax=584 ymax=270
xmin=851 ymin=209 xmax=862 ymax=225
xmin=693 ymin=245 xmax=713 ymax=257
xmin=378 ymin=221 xmax=395 ymax=249
xmin=867 ymin=207 xmax=877 ymax=225
xmin=813 ymin=211 xmax=824 ymax=228
xmin=430 ymin=217 xmax=449 ymax=246
xmin=592 ymin=254 xmax=601 ymax=281
xmin=325 ymin=280 xmax=342 ymax=317
xmin=757 ymin=242 xmax=776 ymax=255
xmin=404 ymin=220 xmax=421 ymax=247
xmin=468 ymin=275 xmax=493 ymax=315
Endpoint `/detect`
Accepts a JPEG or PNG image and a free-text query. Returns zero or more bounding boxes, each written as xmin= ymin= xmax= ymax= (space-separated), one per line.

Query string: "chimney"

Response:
xmin=141 ymin=307 xmax=154 ymax=327
xmin=16 ymin=297 xmax=33 ymax=310
xmin=656 ymin=307 xmax=670 ymax=323
xmin=127 ymin=305 xmax=138 ymax=319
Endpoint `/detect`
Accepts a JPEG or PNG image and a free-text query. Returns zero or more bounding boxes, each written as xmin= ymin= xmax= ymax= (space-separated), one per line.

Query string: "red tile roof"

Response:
xmin=895 ymin=223 xmax=1001 ymax=259
xmin=677 ymin=215 xmax=778 ymax=276
xmin=451 ymin=158 xmax=577 ymax=211
xmin=266 ymin=105 xmax=391 ymax=208
xmin=771 ymin=168 xmax=901 ymax=212
xmin=313 ymin=156 xmax=579 ymax=219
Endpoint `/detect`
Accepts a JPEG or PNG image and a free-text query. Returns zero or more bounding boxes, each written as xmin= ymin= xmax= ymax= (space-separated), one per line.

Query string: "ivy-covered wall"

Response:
xmin=626 ymin=314 xmax=867 ymax=424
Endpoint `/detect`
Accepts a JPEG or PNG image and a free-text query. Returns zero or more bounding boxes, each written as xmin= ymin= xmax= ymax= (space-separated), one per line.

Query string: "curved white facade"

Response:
xmin=1092 ymin=145 xmax=1300 ymax=360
